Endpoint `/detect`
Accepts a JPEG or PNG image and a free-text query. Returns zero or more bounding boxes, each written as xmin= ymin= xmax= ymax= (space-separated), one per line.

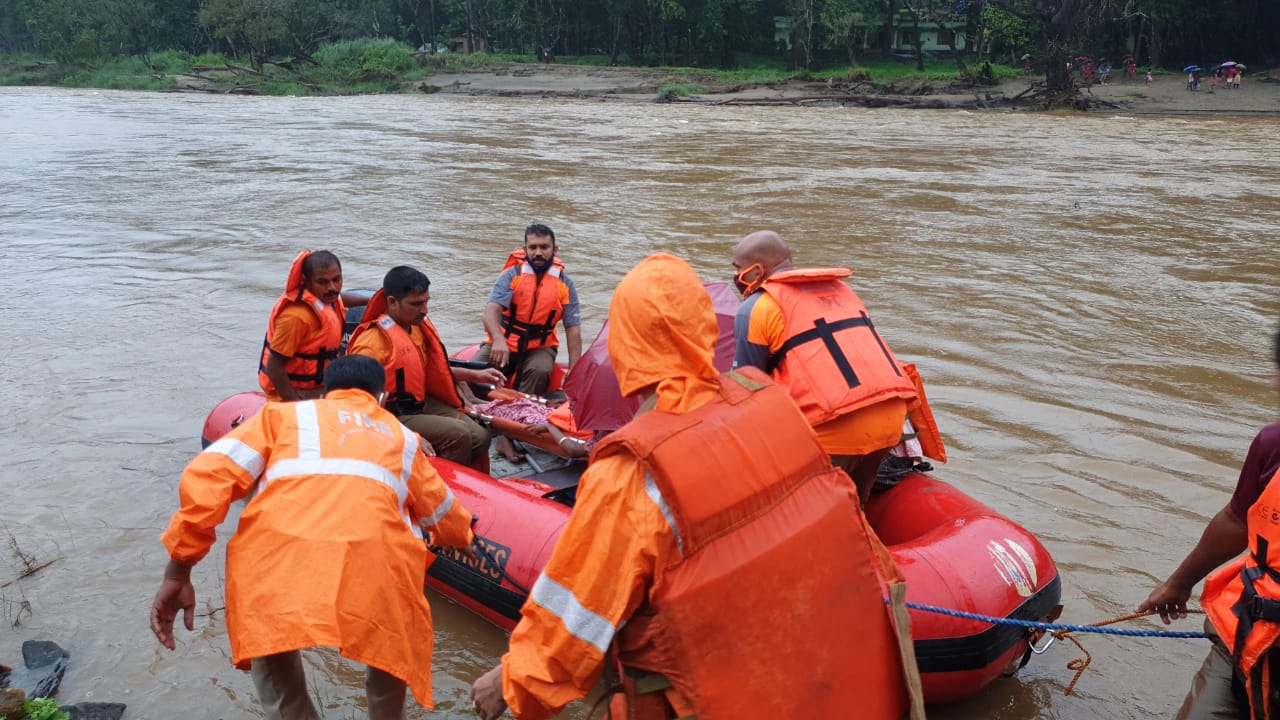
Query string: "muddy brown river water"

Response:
xmin=0 ymin=87 xmax=1278 ymax=719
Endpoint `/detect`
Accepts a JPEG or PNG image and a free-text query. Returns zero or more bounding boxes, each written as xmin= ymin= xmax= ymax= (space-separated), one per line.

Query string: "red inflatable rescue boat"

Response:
xmin=200 ymin=392 xmax=1061 ymax=704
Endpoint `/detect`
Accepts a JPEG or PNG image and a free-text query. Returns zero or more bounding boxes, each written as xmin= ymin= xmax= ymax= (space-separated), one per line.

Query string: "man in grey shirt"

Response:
xmin=477 ymin=224 xmax=582 ymax=396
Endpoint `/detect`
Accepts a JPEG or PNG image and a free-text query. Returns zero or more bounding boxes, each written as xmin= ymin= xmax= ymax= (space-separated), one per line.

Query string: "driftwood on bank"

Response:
xmin=1003 ymin=80 xmax=1127 ymax=111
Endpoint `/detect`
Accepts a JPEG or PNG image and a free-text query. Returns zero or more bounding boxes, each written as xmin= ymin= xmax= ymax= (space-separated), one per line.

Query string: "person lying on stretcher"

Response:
xmin=470 ymin=389 xmax=598 ymax=461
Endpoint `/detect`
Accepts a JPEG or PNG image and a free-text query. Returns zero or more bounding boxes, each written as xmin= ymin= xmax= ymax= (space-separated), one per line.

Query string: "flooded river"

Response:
xmin=0 ymin=87 xmax=1277 ymax=719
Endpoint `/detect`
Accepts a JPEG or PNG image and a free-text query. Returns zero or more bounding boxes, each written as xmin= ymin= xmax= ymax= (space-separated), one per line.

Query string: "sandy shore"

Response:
xmin=417 ymin=63 xmax=1280 ymax=114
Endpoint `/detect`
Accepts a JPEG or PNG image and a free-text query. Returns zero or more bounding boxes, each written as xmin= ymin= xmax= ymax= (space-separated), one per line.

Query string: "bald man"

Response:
xmin=730 ymin=230 xmax=918 ymax=505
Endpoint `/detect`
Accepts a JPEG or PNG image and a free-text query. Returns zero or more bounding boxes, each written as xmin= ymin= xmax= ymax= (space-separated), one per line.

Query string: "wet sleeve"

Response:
xmin=559 ymin=274 xmax=581 ymax=328
xmin=267 ymin=304 xmax=312 ymax=359
xmin=487 ymin=268 xmax=519 ymax=308
xmin=161 ymin=408 xmax=275 ymax=564
xmin=500 ymin=454 xmax=671 ymax=720
xmin=407 ymin=447 xmax=473 ymax=546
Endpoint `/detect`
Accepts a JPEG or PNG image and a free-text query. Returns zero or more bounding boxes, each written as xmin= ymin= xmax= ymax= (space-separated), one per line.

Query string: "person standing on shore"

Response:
xmin=728 ymin=230 xmax=918 ymax=506
xmin=151 ymin=354 xmax=477 ymax=720
xmin=1139 ymin=327 xmax=1280 ymax=720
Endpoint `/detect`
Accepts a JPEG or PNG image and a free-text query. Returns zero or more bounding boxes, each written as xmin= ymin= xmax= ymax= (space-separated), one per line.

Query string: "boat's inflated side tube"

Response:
xmin=865 ymin=472 xmax=1063 ymax=703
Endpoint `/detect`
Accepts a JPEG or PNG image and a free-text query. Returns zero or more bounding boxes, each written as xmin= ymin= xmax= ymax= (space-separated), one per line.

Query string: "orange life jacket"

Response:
xmin=1204 ymin=467 xmax=1280 ymax=720
xmin=761 ymin=268 xmax=916 ymax=427
xmin=489 ymin=248 xmax=567 ymax=352
xmin=348 ymin=290 xmax=462 ymax=416
xmin=902 ymin=362 xmax=946 ymax=463
xmin=258 ymin=250 xmax=346 ymax=395
xmin=595 ymin=368 xmax=910 ymax=720
xmin=548 ymin=402 xmax=594 ymax=441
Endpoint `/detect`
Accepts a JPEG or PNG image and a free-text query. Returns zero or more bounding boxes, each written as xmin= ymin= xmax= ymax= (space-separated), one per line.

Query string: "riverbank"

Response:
xmin=8 ymin=48 xmax=1279 ymax=114
xmin=414 ymin=62 xmax=1280 ymax=114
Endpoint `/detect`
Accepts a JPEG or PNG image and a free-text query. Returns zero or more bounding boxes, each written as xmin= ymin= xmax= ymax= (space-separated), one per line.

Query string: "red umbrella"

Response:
xmin=564 ymin=281 xmax=741 ymax=432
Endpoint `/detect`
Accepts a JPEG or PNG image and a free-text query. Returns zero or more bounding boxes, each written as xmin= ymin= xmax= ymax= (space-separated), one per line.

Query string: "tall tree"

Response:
xmin=820 ymin=0 xmax=877 ymax=64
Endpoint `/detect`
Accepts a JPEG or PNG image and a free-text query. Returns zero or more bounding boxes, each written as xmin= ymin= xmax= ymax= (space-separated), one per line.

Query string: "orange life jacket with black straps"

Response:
xmin=760 ymin=268 xmax=916 ymax=427
xmin=489 ymin=248 xmax=567 ymax=352
xmin=258 ymin=250 xmax=346 ymax=396
xmin=348 ymin=290 xmax=462 ymax=416
xmin=1204 ymin=467 xmax=1280 ymax=720
xmin=595 ymin=368 xmax=911 ymax=720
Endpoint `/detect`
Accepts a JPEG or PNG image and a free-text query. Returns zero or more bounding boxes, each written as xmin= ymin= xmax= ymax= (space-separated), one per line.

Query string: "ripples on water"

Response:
xmin=0 ymin=88 xmax=1277 ymax=719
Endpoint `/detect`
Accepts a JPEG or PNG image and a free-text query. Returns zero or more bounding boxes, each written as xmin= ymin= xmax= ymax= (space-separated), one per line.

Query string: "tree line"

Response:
xmin=0 ymin=0 xmax=1274 ymax=78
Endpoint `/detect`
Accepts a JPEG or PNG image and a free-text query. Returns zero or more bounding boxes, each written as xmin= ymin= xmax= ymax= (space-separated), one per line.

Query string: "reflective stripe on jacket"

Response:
xmin=258 ymin=250 xmax=346 ymax=395
xmin=1204 ymin=467 xmax=1280 ymax=720
xmin=347 ymin=290 xmax=462 ymax=415
xmin=160 ymin=389 xmax=474 ymax=708
xmin=760 ymin=268 xmax=916 ymax=426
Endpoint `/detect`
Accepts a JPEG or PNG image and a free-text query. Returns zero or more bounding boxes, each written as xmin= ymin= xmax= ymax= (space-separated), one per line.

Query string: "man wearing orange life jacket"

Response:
xmin=259 ymin=250 xmax=369 ymax=402
xmin=348 ymin=266 xmax=504 ymax=470
xmin=476 ymin=224 xmax=583 ymax=395
xmin=470 ymin=253 xmax=919 ymax=720
xmin=151 ymin=355 xmax=477 ymax=720
xmin=1140 ymin=328 xmax=1280 ymax=720
xmin=730 ymin=230 xmax=918 ymax=506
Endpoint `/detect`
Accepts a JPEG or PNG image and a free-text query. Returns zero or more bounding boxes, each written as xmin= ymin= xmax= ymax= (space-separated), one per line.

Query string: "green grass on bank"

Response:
xmin=0 ymin=39 xmax=1031 ymax=96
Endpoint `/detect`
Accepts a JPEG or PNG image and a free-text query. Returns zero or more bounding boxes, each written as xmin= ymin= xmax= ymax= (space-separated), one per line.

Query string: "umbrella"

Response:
xmin=564 ymin=281 xmax=741 ymax=432
xmin=1183 ymin=64 xmax=1201 ymax=73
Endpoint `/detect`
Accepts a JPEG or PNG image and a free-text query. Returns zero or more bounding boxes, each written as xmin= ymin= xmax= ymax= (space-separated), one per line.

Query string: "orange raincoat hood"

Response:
xmin=606 ymin=254 xmax=719 ymax=414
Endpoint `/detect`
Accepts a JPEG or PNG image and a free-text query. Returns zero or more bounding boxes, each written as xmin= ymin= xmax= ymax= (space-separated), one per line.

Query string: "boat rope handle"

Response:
xmin=901 ymin=601 xmax=1208 ymax=696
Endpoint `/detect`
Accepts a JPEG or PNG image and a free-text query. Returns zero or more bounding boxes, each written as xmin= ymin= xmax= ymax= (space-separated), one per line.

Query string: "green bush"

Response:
xmin=145 ymin=49 xmax=191 ymax=74
xmin=658 ymin=82 xmax=705 ymax=98
xmin=313 ymin=38 xmax=414 ymax=82
xmin=61 ymin=55 xmax=173 ymax=90
xmin=191 ymin=51 xmax=230 ymax=67
xmin=21 ymin=697 xmax=71 ymax=720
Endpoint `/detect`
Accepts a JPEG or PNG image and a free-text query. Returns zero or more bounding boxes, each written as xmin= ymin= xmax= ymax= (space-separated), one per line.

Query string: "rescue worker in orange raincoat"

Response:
xmin=476 ymin=224 xmax=583 ymax=395
xmin=1140 ymin=327 xmax=1280 ymax=720
xmin=470 ymin=253 xmax=919 ymax=720
xmin=258 ymin=250 xmax=368 ymax=402
xmin=150 ymin=354 xmax=477 ymax=720
xmin=348 ymin=265 xmax=504 ymax=469
xmin=730 ymin=230 xmax=918 ymax=506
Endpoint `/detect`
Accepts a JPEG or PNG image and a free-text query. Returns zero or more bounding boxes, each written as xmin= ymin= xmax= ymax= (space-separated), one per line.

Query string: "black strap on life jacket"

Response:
xmin=501 ymin=296 xmax=559 ymax=391
xmin=257 ymin=336 xmax=340 ymax=385
xmin=1230 ymin=535 xmax=1280 ymax=720
xmin=765 ymin=311 xmax=902 ymax=388
xmin=386 ymin=368 xmax=424 ymax=416
xmin=500 ymin=302 xmax=560 ymax=345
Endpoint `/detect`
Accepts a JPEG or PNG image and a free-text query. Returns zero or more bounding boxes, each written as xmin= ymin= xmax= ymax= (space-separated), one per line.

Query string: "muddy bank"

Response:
xmin=417 ymin=63 xmax=1280 ymax=114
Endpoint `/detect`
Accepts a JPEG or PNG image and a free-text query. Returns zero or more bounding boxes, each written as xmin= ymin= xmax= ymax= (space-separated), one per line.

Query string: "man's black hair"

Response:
xmin=323 ymin=354 xmax=385 ymax=397
xmin=382 ymin=265 xmax=430 ymax=299
xmin=302 ymin=250 xmax=341 ymax=279
xmin=1274 ymin=326 xmax=1280 ymax=369
xmin=524 ymin=224 xmax=556 ymax=245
